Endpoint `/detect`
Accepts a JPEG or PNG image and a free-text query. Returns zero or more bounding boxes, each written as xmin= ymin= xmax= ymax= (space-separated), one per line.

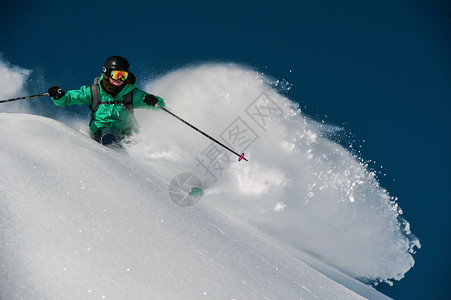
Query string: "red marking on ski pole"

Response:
xmin=239 ymin=153 xmax=246 ymax=161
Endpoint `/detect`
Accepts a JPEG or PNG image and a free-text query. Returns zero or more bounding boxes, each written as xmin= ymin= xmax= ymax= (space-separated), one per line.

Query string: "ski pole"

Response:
xmin=157 ymin=104 xmax=248 ymax=162
xmin=0 ymin=93 xmax=49 ymax=104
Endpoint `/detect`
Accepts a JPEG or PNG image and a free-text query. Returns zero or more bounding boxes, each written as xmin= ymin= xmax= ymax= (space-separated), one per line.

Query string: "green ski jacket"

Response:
xmin=51 ymin=74 xmax=165 ymax=135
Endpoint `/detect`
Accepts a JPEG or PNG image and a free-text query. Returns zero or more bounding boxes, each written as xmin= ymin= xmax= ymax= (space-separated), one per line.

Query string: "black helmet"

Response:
xmin=103 ymin=56 xmax=130 ymax=74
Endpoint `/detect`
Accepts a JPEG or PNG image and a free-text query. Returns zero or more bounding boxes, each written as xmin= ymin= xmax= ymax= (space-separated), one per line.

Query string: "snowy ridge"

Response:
xmin=0 ymin=113 xmax=376 ymax=299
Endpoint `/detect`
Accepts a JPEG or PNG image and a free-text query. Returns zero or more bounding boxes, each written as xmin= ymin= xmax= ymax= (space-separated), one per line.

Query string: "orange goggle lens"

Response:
xmin=110 ymin=70 xmax=129 ymax=81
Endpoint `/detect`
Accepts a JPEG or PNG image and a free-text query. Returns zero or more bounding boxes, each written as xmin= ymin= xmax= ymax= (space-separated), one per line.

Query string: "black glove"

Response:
xmin=143 ymin=94 xmax=160 ymax=106
xmin=48 ymin=86 xmax=65 ymax=100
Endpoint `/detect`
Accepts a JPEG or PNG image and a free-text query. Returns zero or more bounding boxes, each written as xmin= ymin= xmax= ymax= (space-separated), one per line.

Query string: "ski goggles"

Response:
xmin=109 ymin=70 xmax=129 ymax=81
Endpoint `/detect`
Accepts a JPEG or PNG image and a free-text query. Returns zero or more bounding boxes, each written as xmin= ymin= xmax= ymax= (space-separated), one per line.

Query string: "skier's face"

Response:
xmin=108 ymin=77 xmax=125 ymax=87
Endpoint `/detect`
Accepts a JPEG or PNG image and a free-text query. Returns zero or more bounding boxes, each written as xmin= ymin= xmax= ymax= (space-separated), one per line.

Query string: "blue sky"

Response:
xmin=1 ymin=0 xmax=450 ymax=298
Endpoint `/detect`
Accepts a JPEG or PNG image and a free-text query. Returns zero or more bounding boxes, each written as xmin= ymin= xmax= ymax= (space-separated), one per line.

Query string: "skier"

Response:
xmin=48 ymin=56 xmax=165 ymax=146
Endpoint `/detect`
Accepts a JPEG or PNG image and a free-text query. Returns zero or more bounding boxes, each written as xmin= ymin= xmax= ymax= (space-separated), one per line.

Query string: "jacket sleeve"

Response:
xmin=52 ymin=86 xmax=93 ymax=107
xmin=132 ymin=88 xmax=166 ymax=109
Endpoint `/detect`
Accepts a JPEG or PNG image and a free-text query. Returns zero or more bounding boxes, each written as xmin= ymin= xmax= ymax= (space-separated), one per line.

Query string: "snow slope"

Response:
xmin=0 ymin=60 xmax=420 ymax=299
xmin=0 ymin=113 xmax=372 ymax=299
